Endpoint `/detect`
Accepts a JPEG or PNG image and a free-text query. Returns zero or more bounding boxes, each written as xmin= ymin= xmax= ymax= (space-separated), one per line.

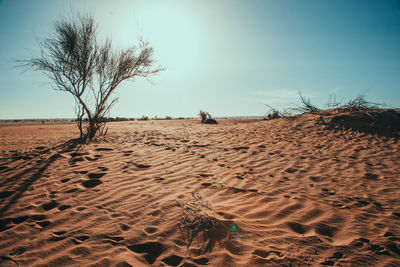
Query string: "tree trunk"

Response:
xmin=77 ymin=107 xmax=84 ymax=140
xmin=86 ymin=117 xmax=100 ymax=141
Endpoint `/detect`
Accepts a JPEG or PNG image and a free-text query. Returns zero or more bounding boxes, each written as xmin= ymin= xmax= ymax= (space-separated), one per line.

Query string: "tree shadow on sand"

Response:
xmin=0 ymin=138 xmax=83 ymax=217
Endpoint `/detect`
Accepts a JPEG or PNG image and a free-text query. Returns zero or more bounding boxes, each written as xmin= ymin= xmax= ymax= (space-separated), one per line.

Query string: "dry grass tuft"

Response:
xmin=176 ymin=192 xmax=218 ymax=254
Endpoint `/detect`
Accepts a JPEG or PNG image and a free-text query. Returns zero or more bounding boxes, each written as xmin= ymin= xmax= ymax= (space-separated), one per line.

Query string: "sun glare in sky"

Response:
xmin=0 ymin=0 xmax=399 ymax=119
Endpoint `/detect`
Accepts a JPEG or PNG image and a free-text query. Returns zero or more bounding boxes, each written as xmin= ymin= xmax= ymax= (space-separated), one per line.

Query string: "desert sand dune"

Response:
xmin=0 ymin=112 xmax=399 ymax=266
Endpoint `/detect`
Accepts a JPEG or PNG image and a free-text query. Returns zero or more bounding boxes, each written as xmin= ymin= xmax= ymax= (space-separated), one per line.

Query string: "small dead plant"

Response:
xmin=296 ymin=92 xmax=320 ymax=113
xmin=264 ymin=104 xmax=292 ymax=120
xmin=340 ymin=94 xmax=382 ymax=114
xmin=198 ymin=110 xmax=217 ymax=124
xmin=176 ymin=192 xmax=218 ymax=254
xmin=199 ymin=110 xmax=210 ymax=123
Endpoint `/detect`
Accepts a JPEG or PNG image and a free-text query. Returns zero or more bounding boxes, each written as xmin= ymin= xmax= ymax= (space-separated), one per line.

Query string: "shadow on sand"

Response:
xmin=0 ymin=138 xmax=84 ymax=218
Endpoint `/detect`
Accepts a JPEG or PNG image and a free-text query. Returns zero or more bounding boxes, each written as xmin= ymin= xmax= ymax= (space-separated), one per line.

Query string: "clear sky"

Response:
xmin=0 ymin=0 xmax=399 ymax=119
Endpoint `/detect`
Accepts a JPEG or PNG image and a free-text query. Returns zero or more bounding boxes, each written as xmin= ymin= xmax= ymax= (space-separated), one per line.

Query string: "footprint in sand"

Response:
xmin=0 ymin=215 xmax=29 ymax=232
xmin=31 ymin=214 xmax=46 ymax=221
xmin=81 ymin=172 xmax=107 ymax=188
xmin=58 ymin=204 xmax=71 ymax=211
xmin=82 ymin=179 xmax=102 ymax=188
xmin=136 ymin=163 xmax=151 ymax=168
xmin=70 ymin=152 xmax=88 ymax=158
xmin=41 ymin=200 xmax=59 ymax=211
xmin=286 ymin=221 xmax=309 ymax=235
xmin=192 ymin=257 xmax=209 ymax=265
xmin=120 ymin=224 xmax=131 ymax=231
xmin=329 ymin=252 xmax=343 ymax=260
xmin=364 ymin=172 xmax=379 ymax=180
xmin=369 ymin=244 xmax=391 ymax=255
xmin=0 ymin=165 xmax=8 ymax=171
xmin=161 ymin=255 xmax=183 ymax=266
xmin=71 ymin=157 xmax=84 ymax=163
xmin=87 ymin=172 xmax=106 ymax=179
xmin=320 ymin=260 xmax=335 ymax=265
xmin=0 ymin=190 xmax=14 ymax=199
xmin=285 ymin=167 xmax=297 ymax=173
xmin=127 ymin=242 xmax=165 ymax=264
xmin=233 ymin=146 xmax=249 ymax=151
xmin=95 ymin=148 xmax=113 ymax=151
xmin=36 ymin=220 xmax=51 ymax=228
xmin=315 ymin=222 xmax=338 ymax=238
xmin=144 ymin=227 xmax=157 ymax=234
xmin=65 ymin=187 xmax=79 ymax=193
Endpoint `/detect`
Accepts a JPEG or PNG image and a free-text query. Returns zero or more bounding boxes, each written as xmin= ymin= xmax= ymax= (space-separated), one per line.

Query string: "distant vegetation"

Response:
xmin=199 ymin=110 xmax=218 ymax=124
xmin=21 ymin=13 xmax=163 ymax=141
xmin=138 ymin=115 xmax=149 ymax=121
xmin=265 ymin=92 xmax=394 ymax=120
xmin=264 ymin=92 xmax=400 ymax=137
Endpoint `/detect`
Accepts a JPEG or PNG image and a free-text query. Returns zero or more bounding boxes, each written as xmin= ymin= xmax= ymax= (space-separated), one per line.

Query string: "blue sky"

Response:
xmin=0 ymin=0 xmax=399 ymax=119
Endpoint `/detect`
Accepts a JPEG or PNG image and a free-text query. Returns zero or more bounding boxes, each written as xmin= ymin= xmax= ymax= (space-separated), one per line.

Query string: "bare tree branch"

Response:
xmin=19 ymin=13 xmax=163 ymax=141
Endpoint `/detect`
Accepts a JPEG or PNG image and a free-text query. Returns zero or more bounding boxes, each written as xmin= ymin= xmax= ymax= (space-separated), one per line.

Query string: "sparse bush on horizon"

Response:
xmin=199 ymin=110 xmax=210 ymax=123
xmin=199 ymin=110 xmax=217 ymax=124
xmin=138 ymin=115 xmax=149 ymax=121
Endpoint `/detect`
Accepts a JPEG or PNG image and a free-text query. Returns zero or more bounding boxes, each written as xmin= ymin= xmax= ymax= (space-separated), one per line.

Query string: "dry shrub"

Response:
xmin=176 ymin=192 xmax=220 ymax=254
xmin=199 ymin=110 xmax=211 ymax=123
xmin=340 ymin=94 xmax=382 ymax=114
xmin=198 ymin=110 xmax=217 ymax=124
xmin=264 ymin=104 xmax=293 ymax=120
xmin=296 ymin=92 xmax=320 ymax=113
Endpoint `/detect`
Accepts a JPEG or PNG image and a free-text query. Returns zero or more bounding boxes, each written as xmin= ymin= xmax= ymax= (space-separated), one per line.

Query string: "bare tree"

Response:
xmin=21 ymin=14 xmax=163 ymax=141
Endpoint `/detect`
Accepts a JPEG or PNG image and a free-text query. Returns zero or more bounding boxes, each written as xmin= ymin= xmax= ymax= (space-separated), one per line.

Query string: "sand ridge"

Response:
xmin=0 ymin=114 xmax=400 ymax=266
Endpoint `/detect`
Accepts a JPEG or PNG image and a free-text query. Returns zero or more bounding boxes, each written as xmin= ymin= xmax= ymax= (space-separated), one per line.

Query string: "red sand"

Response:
xmin=1 ymin=113 xmax=399 ymax=266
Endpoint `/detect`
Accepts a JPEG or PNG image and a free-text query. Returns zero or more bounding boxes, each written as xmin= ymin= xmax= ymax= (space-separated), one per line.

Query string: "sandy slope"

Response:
xmin=0 ymin=113 xmax=399 ymax=266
